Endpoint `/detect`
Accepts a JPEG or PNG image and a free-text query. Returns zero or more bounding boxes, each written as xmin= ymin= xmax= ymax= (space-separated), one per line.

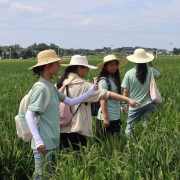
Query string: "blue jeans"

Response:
xmin=125 ymin=102 xmax=157 ymax=135
xmin=33 ymin=147 xmax=59 ymax=180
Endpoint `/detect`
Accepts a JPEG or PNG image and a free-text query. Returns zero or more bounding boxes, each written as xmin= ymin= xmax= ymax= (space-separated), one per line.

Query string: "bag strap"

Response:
xmin=73 ymin=103 xmax=82 ymax=116
xmin=66 ymin=85 xmax=82 ymax=116
xmin=98 ymin=77 xmax=111 ymax=91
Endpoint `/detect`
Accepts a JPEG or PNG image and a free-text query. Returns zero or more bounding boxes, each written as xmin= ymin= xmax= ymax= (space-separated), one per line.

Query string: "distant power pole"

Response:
xmin=111 ymin=45 xmax=113 ymax=53
xmin=9 ymin=48 xmax=11 ymax=59
xmin=170 ymin=43 xmax=173 ymax=57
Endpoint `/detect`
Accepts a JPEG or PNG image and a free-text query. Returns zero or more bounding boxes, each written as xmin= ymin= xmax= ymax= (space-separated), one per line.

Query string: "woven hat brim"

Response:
xmin=127 ymin=53 xmax=154 ymax=63
xmin=61 ymin=63 xmax=98 ymax=69
xmin=97 ymin=58 xmax=128 ymax=70
xmin=28 ymin=58 xmax=65 ymax=70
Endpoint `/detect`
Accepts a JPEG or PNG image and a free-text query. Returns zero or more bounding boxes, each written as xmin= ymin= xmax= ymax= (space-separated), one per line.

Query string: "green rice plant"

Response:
xmin=1 ymin=57 xmax=180 ymax=179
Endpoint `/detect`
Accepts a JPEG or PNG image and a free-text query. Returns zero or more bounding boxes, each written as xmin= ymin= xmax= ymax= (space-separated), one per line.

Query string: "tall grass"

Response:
xmin=0 ymin=57 xmax=180 ymax=179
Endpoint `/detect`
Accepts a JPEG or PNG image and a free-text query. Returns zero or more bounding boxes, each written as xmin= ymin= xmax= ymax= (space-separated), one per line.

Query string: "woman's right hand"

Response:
xmin=37 ymin=145 xmax=46 ymax=153
xmin=148 ymin=61 xmax=153 ymax=66
xmin=104 ymin=118 xmax=110 ymax=127
xmin=128 ymin=99 xmax=140 ymax=107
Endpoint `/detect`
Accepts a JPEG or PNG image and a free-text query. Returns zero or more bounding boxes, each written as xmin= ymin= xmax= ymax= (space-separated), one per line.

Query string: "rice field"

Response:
xmin=0 ymin=56 xmax=180 ymax=180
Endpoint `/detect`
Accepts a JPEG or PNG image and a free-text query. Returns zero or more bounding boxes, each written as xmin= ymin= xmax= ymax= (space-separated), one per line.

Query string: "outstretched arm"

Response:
xmin=108 ymin=91 xmax=139 ymax=107
xmin=63 ymin=84 xmax=98 ymax=106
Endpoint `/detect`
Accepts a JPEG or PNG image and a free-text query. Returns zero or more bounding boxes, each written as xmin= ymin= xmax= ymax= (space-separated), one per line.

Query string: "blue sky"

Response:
xmin=0 ymin=0 xmax=179 ymax=50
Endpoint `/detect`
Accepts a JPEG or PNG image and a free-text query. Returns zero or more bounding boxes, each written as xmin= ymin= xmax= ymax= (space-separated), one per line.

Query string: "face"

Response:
xmin=48 ymin=61 xmax=60 ymax=76
xmin=106 ymin=60 xmax=119 ymax=75
xmin=77 ymin=66 xmax=89 ymax=78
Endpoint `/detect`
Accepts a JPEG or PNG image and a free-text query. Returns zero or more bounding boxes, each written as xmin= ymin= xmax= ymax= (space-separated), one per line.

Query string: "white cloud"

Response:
xmin=153 ymin=36 xmax=166 ymax=40
xmin=79 ymin=19 xmax=95 ymax=26
xmin=0 ymin=24 xmax=12 ymax=28
xmin=10 ymin=3 xmax=42 ymax=14
xmin=0 ymin=0 xmax=9 ymax=5
xmin=0 ymin=0 xmax=9 ymax=8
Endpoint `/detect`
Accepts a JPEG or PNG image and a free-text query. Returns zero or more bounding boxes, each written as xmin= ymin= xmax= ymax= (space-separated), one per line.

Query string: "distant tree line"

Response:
xmin=0 ymin=43 xmax=179 ymax=59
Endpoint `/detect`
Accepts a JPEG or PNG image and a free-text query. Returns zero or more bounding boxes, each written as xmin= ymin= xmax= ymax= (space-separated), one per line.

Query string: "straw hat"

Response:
xmin=127 ymin=48 xmax=154 ymax=63
xmin=61 ymin=55 xmax=97 ymax=69
xmin=97 ymin=54 xmax=128 ymax=70
xmin=28 ymin=49 xmax=63 ymax=70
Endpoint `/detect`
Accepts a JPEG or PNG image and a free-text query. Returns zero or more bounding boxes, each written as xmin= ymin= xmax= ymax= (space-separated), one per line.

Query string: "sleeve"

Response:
xmin=28 ymin=86 xmax=46 ymax=113
xmin=25 ymin=110 xmax=44 ymax=149
xmin=54 ymin=88 xmax=66 ymax=102
xmin=121 ymin=73 xmax=130 ymax=89
xmin=152 ymin=67 xmax=161 ymax=79
xmin=63 ymin=84 xmax=97 ymax=105
xmin=98 ymin=79 xmax=108 ymax=90
xmin=82 ymin=82 xmax=110 ymax=103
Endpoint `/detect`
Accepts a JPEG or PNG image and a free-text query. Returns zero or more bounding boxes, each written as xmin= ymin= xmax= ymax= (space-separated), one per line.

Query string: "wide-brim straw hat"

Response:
xmin=97 ymin=54 xmax=128 ymax=70
xmin=28 ymin=49 xmax=64 ymax=70
xmin=127 ymin=48 xmax=154 ymax=63
xmin=61 ymin=55 xmax=97 ymax=69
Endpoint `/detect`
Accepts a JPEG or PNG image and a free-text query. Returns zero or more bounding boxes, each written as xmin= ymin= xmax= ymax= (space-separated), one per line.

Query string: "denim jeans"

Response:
xmin=125 ymin=102 xmax=157 ymax=135
xmin=33 ymin=147 xmax=59 ymax=180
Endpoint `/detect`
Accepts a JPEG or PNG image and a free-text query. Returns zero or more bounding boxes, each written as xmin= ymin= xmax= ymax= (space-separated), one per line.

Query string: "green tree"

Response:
xmin=37 ymin=43 xmax=49 ymax=52
xmin=49 ymin=43 xmax=60 ymax=55
xmin=0 ymin=47 xmax=2 ymax=56
xmin=173 ymin=48 xmax=179 ymax=55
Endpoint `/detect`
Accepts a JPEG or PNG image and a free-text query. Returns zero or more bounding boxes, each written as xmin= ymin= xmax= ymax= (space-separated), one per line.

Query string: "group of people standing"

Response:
xmin=25 ymin=48 xmax=162 ymax=179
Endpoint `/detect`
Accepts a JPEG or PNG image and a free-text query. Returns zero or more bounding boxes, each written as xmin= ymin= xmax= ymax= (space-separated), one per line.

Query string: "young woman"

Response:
xmin=25 ymin=50 xmax=97 ymax=180
xmin=96 ymin=54 xmax=128 ymax=140
xmin=56 ymin=55 xmax=139 ymax=151
xmin=121 ymin=48 xmax=162 ymax=135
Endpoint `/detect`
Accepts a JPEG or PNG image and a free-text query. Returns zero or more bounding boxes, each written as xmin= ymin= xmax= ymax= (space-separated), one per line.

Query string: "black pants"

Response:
xmin=60 ymin=133 xmax=87 ymax=151
xmin=96 ymin=119 xmax=122 ymax=141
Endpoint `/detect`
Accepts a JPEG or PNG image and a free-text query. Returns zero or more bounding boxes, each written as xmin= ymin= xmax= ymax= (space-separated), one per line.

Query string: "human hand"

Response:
xmin=87 ymin=84 xmax=98 ymax=96
xmin=149 ymin=61 xmax=153 ymax=66
xmin=128 ymin=99 xmax=140 ymax=107
xmin=121 ymin=106 xmax=126 ymax=113
xmin=37 ymin=145 xmax=46 ymax=153
xmin=94 ymin=83 xmax=98 ymax=90
xmin=104 ymin=118 xmax=110 ymax=127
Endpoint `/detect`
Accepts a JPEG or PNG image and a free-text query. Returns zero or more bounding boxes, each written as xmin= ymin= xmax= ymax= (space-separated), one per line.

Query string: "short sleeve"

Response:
xmin=28 ymin=86 xmax=45 ymax=113
xmin=121 ymin=73 xmax=130 ymax=89
xmin=152 ymin=67 xmax=161 ymax=79
xmin=98 ymin=79 xmax=108 ymax=90
xmin=55 ymin=88 xmax=66 ymax=102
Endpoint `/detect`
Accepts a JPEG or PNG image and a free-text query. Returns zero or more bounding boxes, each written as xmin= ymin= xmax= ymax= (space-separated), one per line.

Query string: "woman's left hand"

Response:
xmin=94 ymin=83 xmax=98 ymax=90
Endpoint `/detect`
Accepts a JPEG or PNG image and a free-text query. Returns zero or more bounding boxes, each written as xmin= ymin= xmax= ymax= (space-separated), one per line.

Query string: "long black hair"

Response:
xmin=56 ymin=66 xmax=79 ymax=89
xmin=97 ymin=60 xmax=121 ymax=94
xmin=136 ymin=63 xmax=148 ymax=84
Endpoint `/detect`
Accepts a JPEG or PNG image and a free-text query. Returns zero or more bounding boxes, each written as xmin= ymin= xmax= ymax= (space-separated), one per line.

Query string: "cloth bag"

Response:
xmin=150 ymin=68 xmax=162 ymax=103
